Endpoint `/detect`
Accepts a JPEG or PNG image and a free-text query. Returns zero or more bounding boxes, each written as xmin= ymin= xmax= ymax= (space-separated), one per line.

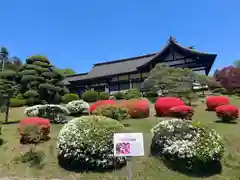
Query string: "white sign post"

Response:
xmin=113 ymin=133 xmax=144 ymax=180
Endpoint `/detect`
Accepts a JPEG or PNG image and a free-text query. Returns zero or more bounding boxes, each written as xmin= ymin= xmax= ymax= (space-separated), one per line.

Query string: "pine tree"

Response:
xmin=18 ymin=55 xmax=69 ymax=104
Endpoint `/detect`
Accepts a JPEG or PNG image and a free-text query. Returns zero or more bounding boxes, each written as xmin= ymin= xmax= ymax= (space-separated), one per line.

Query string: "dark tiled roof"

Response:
xmin=63 ymin=37 xmax=217 ymax=83
xmin=62 ymin=73 xmax=88 ymax=85
xmin=86 ymin=53 xmax=157 ymax=79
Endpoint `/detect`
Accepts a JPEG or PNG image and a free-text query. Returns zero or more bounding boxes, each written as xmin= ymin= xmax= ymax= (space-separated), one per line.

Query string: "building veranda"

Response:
xmin=63 ymin=37 xmax=217 ymax=95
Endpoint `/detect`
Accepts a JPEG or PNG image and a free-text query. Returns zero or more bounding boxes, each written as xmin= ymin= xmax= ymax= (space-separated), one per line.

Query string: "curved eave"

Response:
xmin=174 ymin=40 xmax=217 ymax=56
xmin=137 ymin=38 xmax=218 ymax=70
xmin=205 ymin=54 xmax=217 ymax=75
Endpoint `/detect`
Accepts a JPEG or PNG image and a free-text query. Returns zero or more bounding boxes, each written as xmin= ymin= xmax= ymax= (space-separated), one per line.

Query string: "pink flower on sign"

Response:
xmin=120 ymin=142 xmax=131 ymax=154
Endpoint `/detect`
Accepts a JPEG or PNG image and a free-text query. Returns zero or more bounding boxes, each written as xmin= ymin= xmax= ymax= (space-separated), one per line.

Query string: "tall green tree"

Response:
xmin=18 ymin=55 xmax=69 ymax=104
xmin=57 ymin=68 xmax=76 ymax=76
xmin=0 ymin=47 xmax=9 ymax=71
xmin=142 ymin=64 xmax=204 ymax=105
xmin=234 ymin=60 xmax=240 ymax=68
xmin=5 ymin=56 xmax=23 ymax=71
xmin=0 ymin=70 xmax=18 ymax=123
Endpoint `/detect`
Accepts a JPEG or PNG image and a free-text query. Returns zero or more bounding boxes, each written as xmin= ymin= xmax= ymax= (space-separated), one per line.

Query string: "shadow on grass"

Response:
xmin=58 ymin=155 xmax=126 ymax=173
xmin=123 ymin=123 xmax=131 ymax=127
xmin=20 ymin=136 xmax=51 ymax=145
xmin=215 ymin=120 xmax=238 ymax=124
xmin=162 ymin=158 xmax=222 ymax=178
xmin=1 ymin=120 xmax=20 ymax=124
xmin=150 ymin=144 xmax=222 ymax=178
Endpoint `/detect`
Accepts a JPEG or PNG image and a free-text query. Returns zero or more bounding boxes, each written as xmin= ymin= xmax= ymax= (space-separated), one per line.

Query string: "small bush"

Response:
xmin=92 ymin=104 xmax=129 ymax=121
xmin=120 ymin=99 xmax=150 ymax=118
xmin=155 ymin=97 xmax=185 ymax=116
xmin=82 ymin=90 xmax=98 ymax=102
xmin=25 ymin=97 xmax=40 ymax=106
xmin=216 ymin=104 xmax=239 ymax=122
xmin=62 ymin=93 xmax=79 ymax=104
xmin=151 ymin=119 xmax=224 ymax=172
xmin=19 ymin=117 xmax=50 ymax=144
xmin=89 ymin=100 xmax=116 ymax=113
xmin=206 ymin=96 xmax=230 ymax=111
xmin=24 ymin=104 xmax=69 ymax=124
xmin=57 ymin=115 xmax=127 ymax=170
xmin=17 ymin=147 xmax=45 ymax=167
xmin=113 ymin=92 xmax=125 ymax=100
xmin=99 ymin=92 xmax=110 ymax=100
xmin=10 ymin=98 xmax=26 ymax=107
xmin=125 ymin=89 xmax=141 ymax=100
xmin=0 ymin=125 xmax=2 ymax=145
xmin=66 ymin=100 xmax=90 ymax=115
xmin=144 ymin=91 xmax=157 ymax=97
xmin=24 ymin=90 xmax=39 ymax=98
xmin=212 ymin=88 xmax=227 ymax=94
xmin=169 ymin=105 xmax=194 ymax=120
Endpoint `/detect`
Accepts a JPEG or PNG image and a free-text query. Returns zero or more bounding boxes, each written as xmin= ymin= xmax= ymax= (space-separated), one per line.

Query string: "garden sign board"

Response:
xmin=113 ymin=133 xmax=144 ymax=157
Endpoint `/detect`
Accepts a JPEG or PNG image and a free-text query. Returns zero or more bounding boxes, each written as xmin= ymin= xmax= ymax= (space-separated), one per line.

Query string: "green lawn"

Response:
xmin=0 ymin=96 xmax=239 ymax=179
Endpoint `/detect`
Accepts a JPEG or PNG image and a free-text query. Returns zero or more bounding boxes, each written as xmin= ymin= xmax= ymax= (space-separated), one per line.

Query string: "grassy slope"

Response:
xmin=0 ymin=96 xmax=239 ymax=180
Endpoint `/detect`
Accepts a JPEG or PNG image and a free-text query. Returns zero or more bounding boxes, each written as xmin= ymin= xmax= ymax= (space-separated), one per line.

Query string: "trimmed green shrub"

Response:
xmin=66 ymin=100 xmax=90 ymax=115
xmin=57 ymin=115 xmax=126 ymax=170
xmin=24 ymin=90 xmax=39 ymax=98
xmin=92 ymin=104 xmax=129 ymax=121
xmin=82 ymin=90 xmax=98 ymax=102
xmin=151 ymin=119 xmax=224 ymax=172
xmin=62 ymin=93 xmax=79 ymax=104
xmin=99 ymin=92 xmax=110 ymax=100
xmin=10 ymin=98 xmax=26 ymax=107
xmin=39 ymin=83 xmax=61 ymax=92
xmin=18 ymin=70 xmax=37 ymax=76
xmin=144 ymin=91 xmax=157 ymax=97
xmin=26 ymin=55 xmax=50 ymax=64
xmin=24 ymin=104 xmax=69 ymax=124
xmin=113 ymin=92 xmax=125 ymax=100
xmin=125 ymin=88 xmax=141 ymax=100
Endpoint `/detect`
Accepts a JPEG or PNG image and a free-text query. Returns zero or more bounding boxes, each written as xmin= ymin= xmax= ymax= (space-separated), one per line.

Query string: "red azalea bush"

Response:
xmin=19 ymin=117 xmax=50 ymax=143
xmin=215 ymin=104 xmax=239 ymax=122
xmin=155 ymin=97 xmax=185 ymax=117
xmin=89 ymin=100 xmax=116 ymax=113
xmin=206 ymin=96 xmax=230 ymax=111
xmin=169 ymin=105 xmax=194 ymax=120
xmin=120 ymin=99 xmax=150 ymax=118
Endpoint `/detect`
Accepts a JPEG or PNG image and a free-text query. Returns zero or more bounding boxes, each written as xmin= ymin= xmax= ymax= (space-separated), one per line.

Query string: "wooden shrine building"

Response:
xmin=63 ymin=37 xmax=217 ymax=95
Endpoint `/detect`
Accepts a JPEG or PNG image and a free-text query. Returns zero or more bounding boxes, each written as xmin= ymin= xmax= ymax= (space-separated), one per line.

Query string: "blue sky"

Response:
xmin=0 ymin=0 xmax=239 ymax=74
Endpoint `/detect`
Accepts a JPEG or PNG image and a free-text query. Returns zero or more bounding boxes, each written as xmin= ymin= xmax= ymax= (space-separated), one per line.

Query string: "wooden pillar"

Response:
xmin=117 ymin=75 xmax=120 ymax=91
xmin=105 ymin=82 xmax=109 ymax=92
xmin=128 ymin=74 xmax=132 ymax=89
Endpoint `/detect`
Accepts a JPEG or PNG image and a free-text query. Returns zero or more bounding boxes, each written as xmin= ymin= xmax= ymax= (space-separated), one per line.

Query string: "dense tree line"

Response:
xmin=0 ymin=47 xmax=71 ymax=108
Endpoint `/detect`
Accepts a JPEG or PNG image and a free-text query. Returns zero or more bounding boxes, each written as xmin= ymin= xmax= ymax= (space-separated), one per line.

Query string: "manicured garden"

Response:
xmin=0 ymin=95 xmax=239 ymax=180
xmin=0 ymin=55 xmax=239 ymax=180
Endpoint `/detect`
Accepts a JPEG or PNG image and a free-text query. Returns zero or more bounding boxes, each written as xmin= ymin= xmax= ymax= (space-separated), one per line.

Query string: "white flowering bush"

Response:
xmin=66 ymin=100 xmax=90 ymax=115
xmin=151 ymin=119 xmax=224 ymax=171
xmin=24 ymin=104 xmax=69 ymax=124
xmin=57 ymin=115 xmax=127 ymax=170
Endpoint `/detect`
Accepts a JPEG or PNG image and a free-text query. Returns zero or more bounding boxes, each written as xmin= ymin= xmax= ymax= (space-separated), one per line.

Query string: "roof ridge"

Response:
xmin=93 ymin=52 xmax=157 ymax=66
xmin=65 ymin=72 xmax=88 ymax=77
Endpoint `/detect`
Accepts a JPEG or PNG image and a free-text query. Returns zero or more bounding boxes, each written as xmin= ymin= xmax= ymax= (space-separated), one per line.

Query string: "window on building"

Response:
xmin=94 ymin=86 xmax=105 ymax=92
xmin=141 ymin=72 xmax=149 ymax=78
xmin=132 ymin=82 xmax=141 ymax=89
xmin=119 ymin=75 xmax=129 ymax=81
xmin=130 ymin=73 xmax=141 ymax=79
xmin=111 ymin=76 xmax=118 ymax=81
xmin=119 ymin=82 xmax=130 ymax=90
xmin=109 ymin=84 xmax=118 ymax=91
xmin=74 ymin=87 xmax=85 ymax=95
